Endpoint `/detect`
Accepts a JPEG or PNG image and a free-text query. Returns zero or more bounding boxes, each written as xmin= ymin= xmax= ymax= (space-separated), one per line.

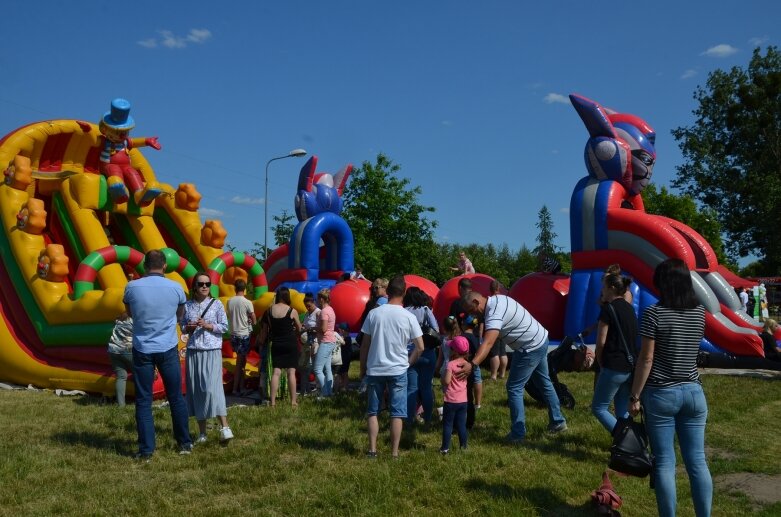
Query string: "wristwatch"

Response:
xmin=470 ymin=361 xmax=479 ymax=371
xmin=629 ymin=395 xmax=640 ymax=403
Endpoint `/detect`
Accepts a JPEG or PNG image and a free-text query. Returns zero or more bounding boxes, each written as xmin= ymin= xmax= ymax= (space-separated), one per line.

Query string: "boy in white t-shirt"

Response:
xmin=227 ymin=279 xmax=257 ymax=396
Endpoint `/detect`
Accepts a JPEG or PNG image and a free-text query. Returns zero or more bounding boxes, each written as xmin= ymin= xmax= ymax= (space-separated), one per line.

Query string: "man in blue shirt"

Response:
xmin=124 ymin=249 xmax=191 ymax=459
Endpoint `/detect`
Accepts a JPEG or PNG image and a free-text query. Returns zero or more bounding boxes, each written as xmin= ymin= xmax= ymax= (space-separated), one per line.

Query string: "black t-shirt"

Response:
xmin=462 ymin=332 xmax=479 ymax=359
xmin=598 ymin=298 xmax=638 ymax=372
xmin=761 ymin=331 xmax=778 ymax=355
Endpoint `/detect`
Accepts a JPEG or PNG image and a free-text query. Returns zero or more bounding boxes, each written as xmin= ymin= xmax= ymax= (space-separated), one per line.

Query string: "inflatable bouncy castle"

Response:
xmin=511 ymin=94 xmax=780 ymax=357
xmin=0 ymin=99 xmax=276 ymax=396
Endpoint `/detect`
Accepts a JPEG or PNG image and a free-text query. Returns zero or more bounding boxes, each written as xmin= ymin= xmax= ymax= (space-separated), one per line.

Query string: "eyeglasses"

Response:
xmin=196 ymin=281 xmax=211 ymax=288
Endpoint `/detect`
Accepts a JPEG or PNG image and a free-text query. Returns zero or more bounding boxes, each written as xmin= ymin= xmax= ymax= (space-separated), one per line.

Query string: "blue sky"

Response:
xmin=1 ymin=1 xmax=778 ymax=266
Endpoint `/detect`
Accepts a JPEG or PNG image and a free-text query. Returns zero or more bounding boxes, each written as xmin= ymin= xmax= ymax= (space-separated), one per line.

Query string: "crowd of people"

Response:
xmin=116 ymin=249 xmax=781 ymax=515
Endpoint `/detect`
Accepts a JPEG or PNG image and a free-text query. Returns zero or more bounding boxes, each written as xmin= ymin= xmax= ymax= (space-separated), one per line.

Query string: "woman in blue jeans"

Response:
xmin=591 ymin=267 xmax=637 ymax=433
xmin=629 ymin=259 xmax=712 ymax=517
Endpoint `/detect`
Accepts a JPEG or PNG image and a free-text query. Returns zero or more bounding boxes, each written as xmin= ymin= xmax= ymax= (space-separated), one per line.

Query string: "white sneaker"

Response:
xmin=195 ymin=434 xmax=207 ymax=444
xmin=219 ymin=427 xmax=234 ymax=443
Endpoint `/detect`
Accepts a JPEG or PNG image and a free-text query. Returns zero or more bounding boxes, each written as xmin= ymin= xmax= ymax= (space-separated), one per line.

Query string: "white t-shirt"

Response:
xmin=227 ymin=295 xmax=255 ymax=337
xmin=361 ymin=304 xmax=423 ymax=377
xmin=483 ymin=295 xmax=548 ymax=353
xmin=739 ymin=291 xmax=749 ymax=311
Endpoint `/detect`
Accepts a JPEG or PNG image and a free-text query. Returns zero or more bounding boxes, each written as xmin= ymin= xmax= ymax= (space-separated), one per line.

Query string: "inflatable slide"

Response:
xmin=0 ymin=113 xmax=272 ymax=396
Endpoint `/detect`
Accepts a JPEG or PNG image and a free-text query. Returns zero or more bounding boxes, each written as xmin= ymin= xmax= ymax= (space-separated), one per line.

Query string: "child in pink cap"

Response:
xmin=440 ymin=335 xmax=470 ymax=454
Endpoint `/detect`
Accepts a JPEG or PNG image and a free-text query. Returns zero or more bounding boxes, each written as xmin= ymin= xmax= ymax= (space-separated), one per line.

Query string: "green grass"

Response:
xmin=1 ymin=369 xmax=780 ymax=516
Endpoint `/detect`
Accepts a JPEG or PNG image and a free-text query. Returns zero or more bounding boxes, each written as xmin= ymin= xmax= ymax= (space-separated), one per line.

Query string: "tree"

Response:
xmin=532 ymin=205 xmax=569 ymax=272
xmin=641 ymin=184 xmax=732 ymax=267
xmin=341 ymin=154 xmax=438 ymax=279
xmin=671 ymin=46 xmax=781 ymax=274
xmin=272 ymin=210 xmax=296 ymax=248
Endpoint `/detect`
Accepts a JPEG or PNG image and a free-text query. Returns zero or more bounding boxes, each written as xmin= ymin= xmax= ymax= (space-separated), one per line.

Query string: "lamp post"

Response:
xmin=264 ymin=148 xmax=307 ymax=262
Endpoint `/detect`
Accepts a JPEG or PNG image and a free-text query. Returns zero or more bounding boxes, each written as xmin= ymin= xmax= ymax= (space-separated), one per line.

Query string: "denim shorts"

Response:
xmin=472 ymin=363 xmax=482 ymax=384
xmin=230 ymin=335 xmax=251 ymax=356
xmin=366 ymin=373 xmax=407 ymax=418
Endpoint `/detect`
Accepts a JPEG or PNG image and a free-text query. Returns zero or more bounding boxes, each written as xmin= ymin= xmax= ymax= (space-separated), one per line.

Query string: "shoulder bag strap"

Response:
xmin=199 ymin=298 xmax=216 ymax=319
xmin=605 ymin=302 xmax=634 ymax=366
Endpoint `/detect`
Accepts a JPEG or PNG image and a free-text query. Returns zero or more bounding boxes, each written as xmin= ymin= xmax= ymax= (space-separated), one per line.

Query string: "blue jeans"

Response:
xmin=132 ymin=346 xmax=191 ymax=455
xmin=643 ymin=383 xmax=712 ymax=517
xmin=506 ymin=342 xmax=565 ymax=440
xmin=441 ymin=401 xmax=467 ymax=451
xmin=591 ymin=367 xmax=632 ymax=433
xmin=416 ymin=348 xmax=436 ymax=423
xmin=313 ymin=341 xmax=335 ymax=396
xmin=366 ymin=373 xmax=407 ymax=418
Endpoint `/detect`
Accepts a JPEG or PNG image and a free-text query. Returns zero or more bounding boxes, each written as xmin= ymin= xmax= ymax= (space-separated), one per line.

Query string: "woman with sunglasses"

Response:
xmin=181 ymin=272 xmax=233 ymax=444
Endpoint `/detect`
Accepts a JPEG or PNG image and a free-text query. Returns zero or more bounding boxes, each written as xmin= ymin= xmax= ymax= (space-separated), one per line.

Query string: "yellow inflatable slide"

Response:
xmin=0 ymin=117 xmax=274 ymax=396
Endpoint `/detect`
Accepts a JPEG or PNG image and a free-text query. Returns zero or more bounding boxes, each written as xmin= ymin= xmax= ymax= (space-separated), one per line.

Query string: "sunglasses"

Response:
xmin=196 ymin=281 xmax=211 ymax=288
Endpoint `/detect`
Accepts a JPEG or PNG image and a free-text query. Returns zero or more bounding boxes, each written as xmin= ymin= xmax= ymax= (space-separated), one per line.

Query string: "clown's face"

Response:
xmin=99 ymin=122 xmax=129 ymax=143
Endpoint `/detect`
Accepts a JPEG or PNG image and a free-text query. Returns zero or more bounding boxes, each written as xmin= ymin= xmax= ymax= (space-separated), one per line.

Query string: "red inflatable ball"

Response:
xmin=508 ymin=272 xmax=569 ymax=340
xmin=404 ymin=274 xmax=439 ymax=304
xmin=329 ymin=278 xmax=371 ymax=332
xmin=432 ymin=273 xmax=502 ymax=326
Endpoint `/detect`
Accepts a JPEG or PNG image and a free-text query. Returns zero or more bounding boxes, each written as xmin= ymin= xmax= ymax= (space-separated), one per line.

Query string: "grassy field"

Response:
xmin=1 ymin=367 xmax=780 ymax=516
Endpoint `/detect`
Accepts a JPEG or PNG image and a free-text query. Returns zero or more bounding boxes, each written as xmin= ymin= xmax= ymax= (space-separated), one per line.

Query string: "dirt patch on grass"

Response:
xmin=715 ymin=473 xmax=781 ymax=505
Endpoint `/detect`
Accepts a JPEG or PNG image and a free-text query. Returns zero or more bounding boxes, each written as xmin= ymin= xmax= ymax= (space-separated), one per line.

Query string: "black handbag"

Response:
xmin=608 ymin=413 xmax=654 ymax=483
xmin=419 ymin=307 xmax=441 ymax=349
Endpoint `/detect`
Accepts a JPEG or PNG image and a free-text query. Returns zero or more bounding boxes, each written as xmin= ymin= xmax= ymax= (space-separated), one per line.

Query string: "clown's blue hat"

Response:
xmin=102 ymin=98 xmax=135 ymax=130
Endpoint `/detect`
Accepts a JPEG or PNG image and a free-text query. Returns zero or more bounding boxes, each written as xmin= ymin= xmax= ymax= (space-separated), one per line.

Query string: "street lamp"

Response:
xmin=264 ymin=148 xmax=307 ymax=261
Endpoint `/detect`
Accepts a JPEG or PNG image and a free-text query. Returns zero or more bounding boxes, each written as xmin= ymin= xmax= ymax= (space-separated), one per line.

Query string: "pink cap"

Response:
xmin=447 ymin=335 xmax=469 ymax=354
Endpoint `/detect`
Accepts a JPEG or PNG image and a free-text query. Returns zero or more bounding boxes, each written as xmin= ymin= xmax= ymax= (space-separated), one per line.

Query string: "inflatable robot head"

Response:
xmin=570 ymin=94 xmax=656 ymax=196
xmin=294 ymin=156 xmax=353 ymax=221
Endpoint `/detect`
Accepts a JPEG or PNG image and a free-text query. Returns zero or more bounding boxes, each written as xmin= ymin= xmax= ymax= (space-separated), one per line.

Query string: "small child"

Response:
xmin=462 ymin=314 xmax=482 ymax=427
xmin=440 ymin=335 xmax=470 ymax=454
xmin=107 ymin=312 xmax=134 ymax=406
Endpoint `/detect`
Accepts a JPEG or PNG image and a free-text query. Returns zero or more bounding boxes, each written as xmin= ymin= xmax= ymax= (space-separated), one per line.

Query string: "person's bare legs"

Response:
xmin=368 ymin=415 xmax=379 ymax=452
xmin=287 ymin=368 xmax=298 ymax=406
xmin=390 ymin=417 xmax=403 ymax=457
xmin=218 ymin=415 xmax=229 ymax=428
xmin=270 ymin=368 xmax=281 ymax=406
xmin=197 ymin=419 xmax=207 ymax=436
xmin=474 ymin=382 xmax=483 ymax=407
xmin=498 ymin=355 xmax=508 ymax=379
xmin=490 ymin=356 xmax=500 ymax=380
xmin=232 ymin=354 xmax=247 ymax=394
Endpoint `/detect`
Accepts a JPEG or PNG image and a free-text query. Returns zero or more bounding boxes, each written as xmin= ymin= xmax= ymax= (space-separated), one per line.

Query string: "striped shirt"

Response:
xmin=639 ymin=304 xmax=705 ymax=387
xmin=483 ymin=295 xmax=548 ymax=353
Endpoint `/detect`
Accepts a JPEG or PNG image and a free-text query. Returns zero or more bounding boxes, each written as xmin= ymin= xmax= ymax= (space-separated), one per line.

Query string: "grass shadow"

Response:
xmin=51 ymin=430 xmax=135 ymax=456
xmin=466 ymin=479 xmax=592 ymax=515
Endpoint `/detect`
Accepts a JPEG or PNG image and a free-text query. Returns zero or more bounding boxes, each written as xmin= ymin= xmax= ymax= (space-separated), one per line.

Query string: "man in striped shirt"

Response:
xmin=461 ymin=293 xmax=567 ymax=442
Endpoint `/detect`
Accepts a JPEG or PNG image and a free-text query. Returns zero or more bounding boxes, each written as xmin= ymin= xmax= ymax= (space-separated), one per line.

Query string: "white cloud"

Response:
xmin=441 ymin=120 xmax=453 ymax=127
xmin=681 ymin=69 xmax=697 ymax=79
xmin=137 ymin=38 xmax=157 ymax=49
xmin=749 ymin=36 xmax=769 ymax=46
xmin=701 ymin=44 xmax=738 ymax=58
xmin=137 ymin=29 xmax=212 ymax=49
xmin=543 ymin=93 xmax=569 ymax=105
xmin=199 ymin=207 xmax=224 ymax=217
xmin=559 ymin=207 xmax=569 ymax=214
xmin=230 ymin=196 xmax=263 ymax=206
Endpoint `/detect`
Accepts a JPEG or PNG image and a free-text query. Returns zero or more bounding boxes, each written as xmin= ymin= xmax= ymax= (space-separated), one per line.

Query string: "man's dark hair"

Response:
xmin=144 ymin=249 xmax=166 ymax=272
xmin=234 ymin=279 xmax=247 ymax=292
xmin=386 ymin=275 xmax=407 ymax=298
xmin=458 ymin=277 xmax=472 ymax=290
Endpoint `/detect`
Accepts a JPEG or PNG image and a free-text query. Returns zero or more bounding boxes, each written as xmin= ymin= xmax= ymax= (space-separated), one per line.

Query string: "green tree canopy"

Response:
xmin=341 ymin=154 xmax=438 ymax=279
xmin=641 ymin=184 xmax=731 ymax=267
xmin=672 ymin=46 xmax=781 ymax=274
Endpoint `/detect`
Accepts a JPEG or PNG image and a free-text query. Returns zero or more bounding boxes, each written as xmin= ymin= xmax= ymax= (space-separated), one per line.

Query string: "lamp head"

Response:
xmin=289 ymin=148 xmax=307 ymax=158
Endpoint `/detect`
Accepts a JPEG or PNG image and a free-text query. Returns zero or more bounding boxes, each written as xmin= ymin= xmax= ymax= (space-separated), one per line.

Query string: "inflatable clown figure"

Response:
xmin=98 ymin=98 xmax=162 ymax=206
